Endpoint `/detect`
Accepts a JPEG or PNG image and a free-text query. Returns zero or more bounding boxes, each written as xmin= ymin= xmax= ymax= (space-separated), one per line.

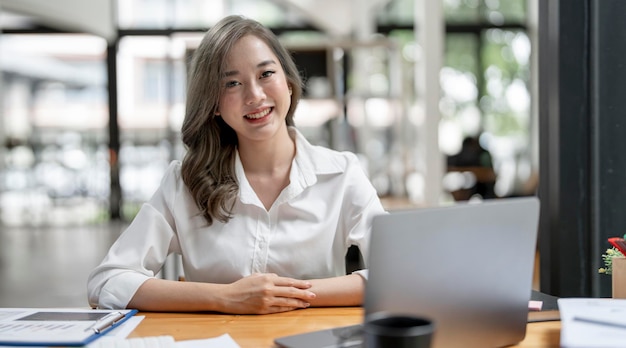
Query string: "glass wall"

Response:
xmin=440 ymin=0 xmax=533 ymax=200
xmin=380 ymin=0 xmax=533 ymax=201
xmin=0 ymin=34 xmax=109 ymax=226
xmin=115 ymin=34 xmax=193 ymax=219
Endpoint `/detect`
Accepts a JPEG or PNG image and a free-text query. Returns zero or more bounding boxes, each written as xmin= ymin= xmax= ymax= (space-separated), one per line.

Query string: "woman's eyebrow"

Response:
xmin=257 ymin=59 xmax=277 ymax=68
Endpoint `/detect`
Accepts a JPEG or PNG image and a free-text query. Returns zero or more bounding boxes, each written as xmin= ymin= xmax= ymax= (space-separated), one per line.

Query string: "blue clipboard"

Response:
xmin=0 ymin=308 xmax=139 ymax=346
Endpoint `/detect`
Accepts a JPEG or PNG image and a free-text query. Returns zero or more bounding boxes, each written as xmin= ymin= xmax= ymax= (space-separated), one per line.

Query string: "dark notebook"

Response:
xmin=528 ymin=290 xmax=560 ymax=322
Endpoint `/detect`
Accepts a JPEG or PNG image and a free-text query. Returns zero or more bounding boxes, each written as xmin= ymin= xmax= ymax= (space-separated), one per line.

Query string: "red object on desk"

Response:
xmin=608 ymin=237 xmax=626 ymax=256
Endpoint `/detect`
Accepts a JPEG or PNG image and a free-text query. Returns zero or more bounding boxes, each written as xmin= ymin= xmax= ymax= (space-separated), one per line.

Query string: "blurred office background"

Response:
xmin=0 ymin=0 xmax=538 ymax=307
xmin=0 ymin=0 xmax=537 ymax=227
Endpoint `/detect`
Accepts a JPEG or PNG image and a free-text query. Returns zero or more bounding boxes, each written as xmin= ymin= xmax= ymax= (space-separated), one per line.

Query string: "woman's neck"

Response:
xmin=237 ymin=126 xmax=295 ymax=176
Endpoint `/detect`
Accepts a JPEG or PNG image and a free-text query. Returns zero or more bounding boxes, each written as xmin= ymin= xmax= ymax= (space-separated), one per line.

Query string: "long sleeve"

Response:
xmin=87 ymin=163 xmax=181 ymax=309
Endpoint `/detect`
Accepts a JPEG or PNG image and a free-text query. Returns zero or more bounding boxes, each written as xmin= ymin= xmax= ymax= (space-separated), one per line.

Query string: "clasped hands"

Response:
xmin=220 ymin=273 xmax=316 ymax=314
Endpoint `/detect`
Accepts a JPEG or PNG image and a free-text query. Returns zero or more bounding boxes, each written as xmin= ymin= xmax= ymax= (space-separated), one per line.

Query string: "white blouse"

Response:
xmin=87 ymin=128 xmax=386 ymax=309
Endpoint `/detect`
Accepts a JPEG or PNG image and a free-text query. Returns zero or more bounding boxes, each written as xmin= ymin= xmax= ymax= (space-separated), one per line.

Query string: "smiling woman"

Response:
xmin=181 ymin=15 xmax=305 ymax=224
xmin=87 ymin=15 xmax=387 ymax=315
xmin=216 ymin=35 xmax=293 ymax=146
xmin=215 ymin=35 xmax=295 ymax=210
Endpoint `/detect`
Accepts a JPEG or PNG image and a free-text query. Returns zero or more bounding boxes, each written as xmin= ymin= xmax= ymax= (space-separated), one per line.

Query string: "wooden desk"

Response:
xmin=128 ymin=307 xmax=561 ymax=347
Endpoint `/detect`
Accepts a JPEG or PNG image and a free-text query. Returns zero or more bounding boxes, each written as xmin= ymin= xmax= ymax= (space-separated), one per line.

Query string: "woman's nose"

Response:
xmin=245 ymin=82 xmax=266 ymax=105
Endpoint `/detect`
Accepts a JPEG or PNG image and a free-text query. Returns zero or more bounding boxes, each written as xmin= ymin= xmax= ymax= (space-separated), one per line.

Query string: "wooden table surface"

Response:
xmin=128 ymin=307 xmax=561 ymax=347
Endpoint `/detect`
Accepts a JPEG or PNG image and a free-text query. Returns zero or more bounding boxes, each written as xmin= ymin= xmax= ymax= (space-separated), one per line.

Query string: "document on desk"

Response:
xmin=0 ymin=308 xmax=137 ymax=346
xmin=558 ymin=298 xmax=626 ymax=347
xmin=177 ymin=334 xmax=241 ymax=348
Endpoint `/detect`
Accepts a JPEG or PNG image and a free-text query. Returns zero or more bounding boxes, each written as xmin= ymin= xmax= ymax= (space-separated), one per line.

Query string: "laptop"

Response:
xmin=274 ymin=196 xmax=540 ymax=348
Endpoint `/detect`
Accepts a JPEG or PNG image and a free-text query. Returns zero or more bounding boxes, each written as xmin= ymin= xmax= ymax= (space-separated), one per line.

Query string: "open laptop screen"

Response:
xmin=364 ymin=197 xmax=540 ymax=348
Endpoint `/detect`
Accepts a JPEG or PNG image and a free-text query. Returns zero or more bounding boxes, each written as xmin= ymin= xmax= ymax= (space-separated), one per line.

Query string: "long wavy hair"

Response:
xmin=181 ymin=15 xmax=303 ymax=225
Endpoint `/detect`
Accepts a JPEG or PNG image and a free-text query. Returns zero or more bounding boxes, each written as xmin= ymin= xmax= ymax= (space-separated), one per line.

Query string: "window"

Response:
xmin=0 ymin=34 xmax=109 ymax=226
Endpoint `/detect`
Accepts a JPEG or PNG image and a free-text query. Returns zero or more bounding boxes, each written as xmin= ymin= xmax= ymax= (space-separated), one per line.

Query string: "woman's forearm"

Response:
xmin=306 ymin=274 xmax=365 ymax=307
xmin=127 ymin=278 xmax=226 ymax=312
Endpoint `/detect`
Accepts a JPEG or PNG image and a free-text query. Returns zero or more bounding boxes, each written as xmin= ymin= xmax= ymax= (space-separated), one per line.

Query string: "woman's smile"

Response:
xmin=244 ymin=107 xmax=273 ymax=121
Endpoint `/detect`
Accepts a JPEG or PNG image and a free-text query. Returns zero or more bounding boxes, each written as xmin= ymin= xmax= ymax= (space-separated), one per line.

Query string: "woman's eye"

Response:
xmin=224 ymin=80 xmax=240 ymax=88
xmin=261 ymin=70 xmax=275 ymax=78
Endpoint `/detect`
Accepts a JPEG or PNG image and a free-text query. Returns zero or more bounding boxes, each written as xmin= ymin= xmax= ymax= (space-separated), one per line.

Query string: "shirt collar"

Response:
xmin=235 ymin=127 xmax=347 ymax=206
xmin=289 ymin=126 xmax=346 ymax=177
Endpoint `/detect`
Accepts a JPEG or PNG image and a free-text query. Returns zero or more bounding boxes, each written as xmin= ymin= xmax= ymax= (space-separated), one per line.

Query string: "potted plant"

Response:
xmin=599 ymin=235 xmax=626 ymax=298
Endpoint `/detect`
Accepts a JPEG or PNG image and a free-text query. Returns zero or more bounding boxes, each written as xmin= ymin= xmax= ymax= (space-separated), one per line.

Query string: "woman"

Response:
xmin=87 ymin=15 xmax=386 ymax=314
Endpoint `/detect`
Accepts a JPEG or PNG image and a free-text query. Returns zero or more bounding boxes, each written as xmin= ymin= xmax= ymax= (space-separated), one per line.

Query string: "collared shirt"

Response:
xmin=87 ymin=128 xmax=386 ymax=309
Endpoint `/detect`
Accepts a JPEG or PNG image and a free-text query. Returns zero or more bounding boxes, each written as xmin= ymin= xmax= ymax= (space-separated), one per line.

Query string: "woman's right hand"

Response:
xmin=218 ymin=273 xmax=316 ymax=314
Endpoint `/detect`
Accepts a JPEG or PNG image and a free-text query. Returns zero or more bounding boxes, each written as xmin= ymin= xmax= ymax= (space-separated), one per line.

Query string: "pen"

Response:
xmin=573 ymin=316 xmax=626 ymax=330
xmin=86 ymin=311 xmax=125 ymax=334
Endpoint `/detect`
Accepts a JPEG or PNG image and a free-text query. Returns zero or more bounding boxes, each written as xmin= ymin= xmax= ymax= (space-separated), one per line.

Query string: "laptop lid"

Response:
xmin=274 ymin=196 xmax=540 ymax=348
xmin=364 ymin=196 xmax=540 ymax=348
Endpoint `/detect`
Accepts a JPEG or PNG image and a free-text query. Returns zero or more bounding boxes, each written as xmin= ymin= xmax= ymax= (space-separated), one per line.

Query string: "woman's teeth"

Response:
xmin=245 ymin=108 xmax=271 ymax=119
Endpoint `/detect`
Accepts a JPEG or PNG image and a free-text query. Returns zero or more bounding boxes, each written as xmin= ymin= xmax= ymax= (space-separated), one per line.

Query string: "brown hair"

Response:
xmin=181 ymin=15 xmax=303 ymax=225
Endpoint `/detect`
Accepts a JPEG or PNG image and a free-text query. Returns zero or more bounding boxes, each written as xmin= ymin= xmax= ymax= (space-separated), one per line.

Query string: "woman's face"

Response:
xmin=217 ymin=34 xmax=292 ymax=144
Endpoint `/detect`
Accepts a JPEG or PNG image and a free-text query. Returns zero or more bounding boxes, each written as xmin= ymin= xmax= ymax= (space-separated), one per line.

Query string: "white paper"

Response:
xmin=559 ymin=298 xmax=626 ymax=347
xmin=87 ymin=317 xmax=240 ymax=348
xmin=177 ymin=334 xmax=241 ymax=348
xmin=87 ymin=333 xmax=241 ymax=348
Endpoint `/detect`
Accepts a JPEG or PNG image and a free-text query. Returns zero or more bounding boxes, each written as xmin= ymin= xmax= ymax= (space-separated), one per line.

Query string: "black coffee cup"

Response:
xmin=363 ymin=312 xmax=435 ymax=348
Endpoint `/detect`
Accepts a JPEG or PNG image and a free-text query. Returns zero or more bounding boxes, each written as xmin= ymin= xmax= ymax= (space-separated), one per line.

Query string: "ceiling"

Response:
xmin=0 ymin=0 xmax=393 ymax=42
